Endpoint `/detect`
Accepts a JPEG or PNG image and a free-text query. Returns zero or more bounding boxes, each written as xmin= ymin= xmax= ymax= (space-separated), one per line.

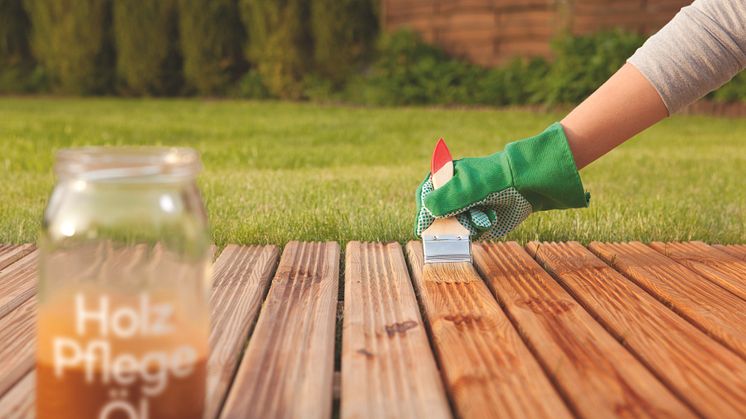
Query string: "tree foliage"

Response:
xmin=0 ymin=0 xmax=31 ymax=66
xmin=310 ymin=0 xmax=377 ymax=84
xmin=240 ymin=0 xmax=311 ymax=99
xmin=0 ymin=0 xmax=34 ymax=92
xmin=538 ymin=29 xmax=645 ymax=104
xmin=179 ymin=0 xmax=246 ymax=95
xmin=23 ymin=0 xmax=113 ymax=94
xmin=113 ymin=0 xmax=182 ymax=95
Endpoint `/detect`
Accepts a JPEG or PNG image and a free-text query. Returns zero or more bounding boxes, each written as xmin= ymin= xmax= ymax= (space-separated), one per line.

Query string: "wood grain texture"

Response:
xmin=473 ymin=242 xmax=693 ymax=418
xmin=342 ymin=242 xmax=451 ymax=419
xmin=0 ymin=250 xmax=37 ymax=321
xmin=714 ymin=244 xmax=746 ymax=262
xmin=590 ymin=242 xmax=746 ymax=358
xmin=650 ymin=241 xmax=746 ymax=300
xmin=405 ymin=241 xmax=571 ymax=419
xmin=0 ymin=372 xmax=33 ymax=419
xmin=206 ymin=245 xmax=281 ymax=419
xmin=529 ymin=242 xmax=746 ymax=418
xmin=0 ymin=245 xmax=34 ymax=271
xmin=221 ymin=242 xmax=340 ymax=419
xmin=0 ymin=297 xmax=35 ymax=398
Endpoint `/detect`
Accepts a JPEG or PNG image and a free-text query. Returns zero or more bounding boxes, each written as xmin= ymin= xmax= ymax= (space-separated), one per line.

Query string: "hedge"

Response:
xmin=113 ymin=0 xmax=182 ymax=95
xmin=23 ymin=0 xmax=114 ymax=94
xmin=0 ymin=0 xmax=34 ymax=92
xmin=539 ymin=29 xmax=645 ymax=104
xmin=6 ymin=4 xmax=746 ymax=105
xmin=239 ymin=0 xmax=311 ymax=99
xmin=179 ymin=0 xmax=246 ymax=95
xmin=310 ymin=0 xmax=377 ymax=85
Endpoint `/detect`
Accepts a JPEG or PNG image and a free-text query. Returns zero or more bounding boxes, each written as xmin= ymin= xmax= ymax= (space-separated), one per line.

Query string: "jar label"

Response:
xmin=37 ymin=292 xmax=207 ymax=419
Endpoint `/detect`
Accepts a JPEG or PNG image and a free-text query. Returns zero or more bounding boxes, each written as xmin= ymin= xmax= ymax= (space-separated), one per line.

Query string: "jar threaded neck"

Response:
xmin=55 ymin=147 xmax=201 ymax=181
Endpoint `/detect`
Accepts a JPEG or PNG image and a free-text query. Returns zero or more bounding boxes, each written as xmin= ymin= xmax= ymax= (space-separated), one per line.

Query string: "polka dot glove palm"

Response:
xmin=414 ymin=123 xmax=590 ymax=240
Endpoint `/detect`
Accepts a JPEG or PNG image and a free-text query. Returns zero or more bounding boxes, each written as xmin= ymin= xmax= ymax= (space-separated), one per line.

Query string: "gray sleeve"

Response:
xmin=627 ymin=0 xmax=746 ymax=114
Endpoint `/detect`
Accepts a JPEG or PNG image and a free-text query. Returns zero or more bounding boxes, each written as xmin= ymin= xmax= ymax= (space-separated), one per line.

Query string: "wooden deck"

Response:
xmin=1 ymin=240 xmax=745 ymax=418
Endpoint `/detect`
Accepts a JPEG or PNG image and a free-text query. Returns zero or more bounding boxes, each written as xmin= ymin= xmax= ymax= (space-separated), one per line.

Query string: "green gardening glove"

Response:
xmin=414 ymin=122 xmax=589 ymax=240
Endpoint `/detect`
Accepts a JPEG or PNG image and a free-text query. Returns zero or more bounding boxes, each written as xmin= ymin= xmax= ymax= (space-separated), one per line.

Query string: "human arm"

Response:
xmin=415 ymin=0 xmax=746 ymax=239
xmin=561 ymin=63 xmax=668 ymax=170
xmin=565 ymin=0 xmax=746 ymax=169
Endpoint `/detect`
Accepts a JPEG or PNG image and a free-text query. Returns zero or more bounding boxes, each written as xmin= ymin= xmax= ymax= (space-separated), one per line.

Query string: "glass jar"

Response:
xmin=37 ymin=147 xmax=211 ymax=419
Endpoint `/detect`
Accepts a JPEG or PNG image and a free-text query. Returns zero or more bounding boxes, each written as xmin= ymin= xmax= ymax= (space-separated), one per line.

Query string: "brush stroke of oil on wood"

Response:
xmin=649 ymin=241 xmax=746 ymax=300
xmin=590 ymin=241 xmax=746 ymax=358
xmin=474 ymin=242 xmax=693 ymax=418
xmin=714 ymin=244 xmax=746 ymax=262
xmin=530 ymin=241 xmax=746 ymax=418
xmin=406 ymin=241 xmax=571 ymax=419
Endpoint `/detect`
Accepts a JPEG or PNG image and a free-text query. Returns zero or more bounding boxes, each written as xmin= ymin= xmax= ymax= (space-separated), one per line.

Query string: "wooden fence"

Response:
xmin=381 ymin=0 xmax=692 ymax=66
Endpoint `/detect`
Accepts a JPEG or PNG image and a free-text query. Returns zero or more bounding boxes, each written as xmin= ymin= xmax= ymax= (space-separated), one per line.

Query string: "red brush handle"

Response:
xmin=422 ymin=138 xmax=471 ymax=251
xmin=431 ymin=138 xmax=453 ymax=175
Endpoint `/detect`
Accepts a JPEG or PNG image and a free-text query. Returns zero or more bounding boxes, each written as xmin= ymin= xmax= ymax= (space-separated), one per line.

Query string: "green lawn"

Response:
xmin=1 ymin=98 xmax=744 ymax=245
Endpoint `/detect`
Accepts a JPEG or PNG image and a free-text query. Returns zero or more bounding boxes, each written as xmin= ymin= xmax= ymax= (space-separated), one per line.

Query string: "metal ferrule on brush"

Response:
xmin=422 ymin=233 xmax=472 ymax=263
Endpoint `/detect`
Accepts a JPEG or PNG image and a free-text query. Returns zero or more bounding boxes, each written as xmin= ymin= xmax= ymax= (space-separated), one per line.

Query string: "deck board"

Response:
xmin=529 ymin=242 xmax=746 ymax=417
xmin=406 ymin=241 xmax=571 ymax=419
xmin=0 ymin=240 xmax=745 ymax=418
xmin=590 ymin=241 xmax=746 ymax=358
xmin=649 ymin=241 xmax=746 ymax=300
xmin=0 ymin=251 xmax=37 ymax=320
xmin=473 ymin=242 xmax=693 ymax=418
xmin=714 ymin=244 xmax=746 ymax=262
xmin=206 ymin=245 xmax=280 ymax=419
xmin=0 ymin=297 xmax=35 ymax=397
xmin=0 ymin=372 xmax=33 ymax=418
xmin=221 ymin=242 xmax=340 ymax=419
xmin=342 ymin=242 xmax=451 ymax=419
xmin=0 ymin=245 xmax=34 ymax=272
xmin=0 ymin=251 xmax=38 ymax=419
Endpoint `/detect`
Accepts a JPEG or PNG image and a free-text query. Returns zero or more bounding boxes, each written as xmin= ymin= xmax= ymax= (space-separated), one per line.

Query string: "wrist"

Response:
xmin=505 ymin=122 xmax=589 ymax=211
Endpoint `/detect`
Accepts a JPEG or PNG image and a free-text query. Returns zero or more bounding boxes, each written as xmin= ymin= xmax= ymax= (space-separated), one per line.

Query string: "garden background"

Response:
xmin=2 ymin=0 xmax=745 ymax=104
xmin=0 ymin=0 xmax=744 ymax=245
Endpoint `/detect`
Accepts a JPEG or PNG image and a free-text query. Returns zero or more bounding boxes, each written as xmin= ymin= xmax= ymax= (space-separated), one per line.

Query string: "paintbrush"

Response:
xmin=422 ymin=138 xmax=472 ymax=264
